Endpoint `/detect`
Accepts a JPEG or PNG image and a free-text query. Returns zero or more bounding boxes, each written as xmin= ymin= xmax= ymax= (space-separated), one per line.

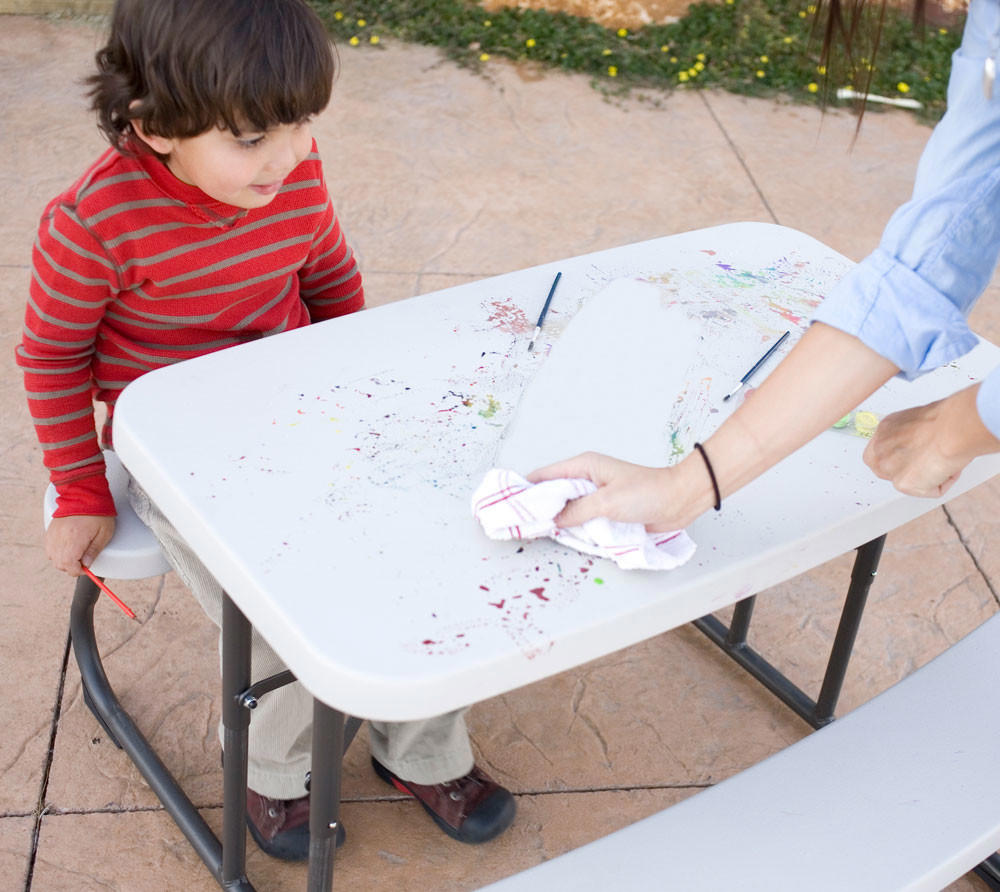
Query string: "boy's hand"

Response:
xmin=46 ymin=515 xmax=116 ymax=576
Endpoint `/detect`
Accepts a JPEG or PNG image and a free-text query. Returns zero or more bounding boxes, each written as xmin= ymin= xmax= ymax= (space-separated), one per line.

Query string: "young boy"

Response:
xmin=18 ymin=0 xmax=515 ymax=861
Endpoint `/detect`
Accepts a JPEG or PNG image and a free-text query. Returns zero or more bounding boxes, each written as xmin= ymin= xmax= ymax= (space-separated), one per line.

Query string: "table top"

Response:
xmin=113 ymin=222 xmax=1000 ymax=721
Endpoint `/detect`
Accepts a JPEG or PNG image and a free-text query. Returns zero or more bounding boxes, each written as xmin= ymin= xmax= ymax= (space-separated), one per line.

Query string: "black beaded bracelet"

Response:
xmin=693 ymin=442 xmax=721 ymax=512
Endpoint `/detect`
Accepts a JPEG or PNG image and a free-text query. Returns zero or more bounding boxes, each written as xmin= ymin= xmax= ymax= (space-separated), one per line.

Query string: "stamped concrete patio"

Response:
xmin=2 ymin=12 xmax=998 ymax=891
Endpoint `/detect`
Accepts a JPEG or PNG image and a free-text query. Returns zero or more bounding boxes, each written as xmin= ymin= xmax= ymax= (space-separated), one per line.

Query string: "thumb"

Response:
xmin=554 ymin=490 xmax=606 ymax=528
xmin=81 ymin=528 xmax=111 ymax=568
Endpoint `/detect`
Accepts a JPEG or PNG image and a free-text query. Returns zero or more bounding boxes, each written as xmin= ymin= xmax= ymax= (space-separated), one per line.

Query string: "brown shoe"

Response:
xmin=371 ymin=757 xmax=516 ymax=843
xmin=246 ymin=787 xmax=345 ymax=861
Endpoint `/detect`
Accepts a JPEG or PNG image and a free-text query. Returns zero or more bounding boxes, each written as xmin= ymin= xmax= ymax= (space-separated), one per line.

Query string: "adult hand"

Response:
xmin=527 ymin=452 xmax=699 ymax=532
xmin=46 ymin=515 xmax=116 ymax=576
xmin=863 ymin=384 xmax=999 ymax=498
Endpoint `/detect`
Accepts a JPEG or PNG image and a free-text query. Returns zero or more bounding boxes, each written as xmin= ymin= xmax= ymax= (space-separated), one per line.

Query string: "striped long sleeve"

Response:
xmin=17 ymin=143 xmax=363 ymax=516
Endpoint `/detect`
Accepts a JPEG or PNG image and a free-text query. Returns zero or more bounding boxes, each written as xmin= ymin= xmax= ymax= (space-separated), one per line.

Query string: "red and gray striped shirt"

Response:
xmin=18 ymin=141 xmax=364 ymax=517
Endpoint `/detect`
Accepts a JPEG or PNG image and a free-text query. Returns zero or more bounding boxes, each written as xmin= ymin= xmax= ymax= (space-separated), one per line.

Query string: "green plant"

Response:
xmin=311 ymin=0 xmax=962 ymax=121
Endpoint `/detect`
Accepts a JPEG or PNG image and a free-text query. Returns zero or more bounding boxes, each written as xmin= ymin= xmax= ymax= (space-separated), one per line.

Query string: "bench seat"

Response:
xmin=482 ymin=613 xmax=1000 ymax=891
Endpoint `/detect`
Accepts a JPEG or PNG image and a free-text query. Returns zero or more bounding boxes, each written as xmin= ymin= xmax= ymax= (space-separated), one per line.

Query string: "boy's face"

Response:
xmin=136 ymin=121 xmax=314 ymax=210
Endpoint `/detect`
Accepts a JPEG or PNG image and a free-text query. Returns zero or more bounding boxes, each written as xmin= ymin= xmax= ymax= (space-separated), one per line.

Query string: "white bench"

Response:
xmin=482 ymin=613 xmax=1000 ymax=892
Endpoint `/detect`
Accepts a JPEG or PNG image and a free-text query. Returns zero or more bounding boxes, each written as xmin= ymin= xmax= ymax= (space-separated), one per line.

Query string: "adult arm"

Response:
xmin=529 ymin=322 xmax=898 ymax=532
xmin=532 ymin=0 xmax=1000 ymax=528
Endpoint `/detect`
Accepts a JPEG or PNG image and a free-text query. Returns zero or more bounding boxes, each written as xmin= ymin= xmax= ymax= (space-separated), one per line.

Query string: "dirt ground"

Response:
xmin=478 ymin=0 xmax=965 ymax=34
xmin=479 ymin=0 xmax=697 ymax=28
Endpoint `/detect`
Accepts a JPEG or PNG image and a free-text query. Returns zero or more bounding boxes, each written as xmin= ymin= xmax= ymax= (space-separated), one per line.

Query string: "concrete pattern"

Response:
xmin=1 ymin=12 xmax=996 ymax=891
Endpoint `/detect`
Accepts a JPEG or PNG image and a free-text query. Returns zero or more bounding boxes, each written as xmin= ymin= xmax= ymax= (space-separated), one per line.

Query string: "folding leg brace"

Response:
xmin=692 ymin=533 xmax=1000 ymax=885
xmin=692 ymin=535 xmax=886 ymax=729
xmin=70 ymin=577 xmax=360 ymax=891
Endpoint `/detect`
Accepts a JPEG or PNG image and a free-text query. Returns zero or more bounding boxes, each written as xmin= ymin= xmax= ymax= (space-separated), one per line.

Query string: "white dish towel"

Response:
xmin=472 ymin=468 xmax=696 ymax=571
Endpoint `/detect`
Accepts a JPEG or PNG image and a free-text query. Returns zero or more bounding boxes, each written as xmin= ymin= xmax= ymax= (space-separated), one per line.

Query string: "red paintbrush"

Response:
xmin=83 ymin=567 xmax=138 ymax=620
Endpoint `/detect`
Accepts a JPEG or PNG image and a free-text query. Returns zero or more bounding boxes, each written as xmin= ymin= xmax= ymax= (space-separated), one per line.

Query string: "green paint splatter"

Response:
xmin=593 ymin=577 xmax=605 ymax=585
xmin=669 ymin=430 xmax=684 ymax=457
xmin=478 ymin=395 xmax=500 ymax=419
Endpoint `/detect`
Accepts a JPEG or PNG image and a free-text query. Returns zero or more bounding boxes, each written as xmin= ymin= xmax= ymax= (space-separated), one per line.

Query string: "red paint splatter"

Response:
xmin=489 ymin=600 xmax=506 ymax=609
xmin=530 ymin=587 xmax=549 ymax=601
xmin=479 ymin=585 xmax=490 ymax=591
xmin=486 ymin=299 xmax=532 ymax=334
xmin=422 ymin=639 xmax=437 ymax=645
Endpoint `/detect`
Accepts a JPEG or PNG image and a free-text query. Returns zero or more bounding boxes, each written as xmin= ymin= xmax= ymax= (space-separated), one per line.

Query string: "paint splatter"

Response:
xmin=669 ymin=430 xmax=684 ymax=457
xmin=485 ymin=299 xmax=532 ymax=334
xmin=478 ymin=396 xmax=500 ymax=419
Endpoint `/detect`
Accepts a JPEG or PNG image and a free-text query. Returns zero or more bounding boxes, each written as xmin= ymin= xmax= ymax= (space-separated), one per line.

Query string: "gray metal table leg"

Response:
xmin=221 ymin=593 xmax=253 ymax=889
xmin=692 ymin=534 xmax=887 ymax=729
xmin=71 ymin=575 xmax=254 ymax=890
xmin=307 ymin=699 xmax=345 ymax=891
xmin=975 ymin=853 xmax=1000 ymax=889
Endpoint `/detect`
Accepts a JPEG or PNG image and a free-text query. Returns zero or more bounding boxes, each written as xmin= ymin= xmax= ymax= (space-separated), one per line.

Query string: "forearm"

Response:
xmin=941 ymin=383 xmax=1000 ymax=461
xmin=533 ymin=323 xmax=903 ymax=532
xmin=676 ymin=323 xmax=899 ymax=520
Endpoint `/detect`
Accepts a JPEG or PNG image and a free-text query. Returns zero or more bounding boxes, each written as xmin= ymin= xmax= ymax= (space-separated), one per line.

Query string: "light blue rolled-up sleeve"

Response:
xmin=813 ymin=0 xmax=1000 ymax=437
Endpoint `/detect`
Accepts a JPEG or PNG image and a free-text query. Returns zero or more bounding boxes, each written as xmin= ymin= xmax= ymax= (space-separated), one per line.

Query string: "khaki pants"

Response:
xmin=129 ymin=481 xmax=473 ymax=799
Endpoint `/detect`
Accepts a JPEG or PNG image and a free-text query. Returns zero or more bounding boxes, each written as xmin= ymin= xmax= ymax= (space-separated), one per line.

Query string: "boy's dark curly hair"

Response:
xmin=88 ymin=0 xmax=337 ymax=150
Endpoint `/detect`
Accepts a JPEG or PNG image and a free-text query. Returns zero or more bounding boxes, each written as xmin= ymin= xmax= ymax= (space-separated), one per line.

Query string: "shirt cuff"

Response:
xmin=814 ymin=248 xmax=980 ymax=380
xmin=53 ymin=472 xmax=117 ymax=518
xmin=976 ymin=367 xmax=1000 ymax=440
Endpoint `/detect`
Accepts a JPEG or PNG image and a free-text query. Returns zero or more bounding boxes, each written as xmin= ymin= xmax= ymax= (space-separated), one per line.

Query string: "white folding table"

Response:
xmin=105 ymin=222 xmax=1000 ymax=889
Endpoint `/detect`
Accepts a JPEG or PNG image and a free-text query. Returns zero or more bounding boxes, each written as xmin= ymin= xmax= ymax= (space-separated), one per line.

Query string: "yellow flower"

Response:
xmin=678 ymin=71 xmax=690 ymax=82
xmin=602 ymin=48 xmax=612 ymax=56
xmin=608 ymin=65 xmax=618 ymax=76
xmin=783 ymin=36 xmax=793 ymax=44
xmin=725 ymin=0 xmax=734 ymax=5
xmin=938 ymin=27 xmax=948 ymax=34
xmin=333 ymin=10 xmax=344 ymax=20
xmin=480 ymin=52 xmax=490 ymax=61
xmin=807 ymin=82 xmax=819 ymax=93
xmin=817 ymin=64 xmax=826 ymax=75
xmin=807 ymin=3 xmax=817 ymax=12
xmin=670 ymin=56 xmax=678 ymax=63
xmin=661 ymin=45 xmax=670 ymax=53
xmin=483 ymin=19 xmax=492 ymax=26
xmin=897 ymin=81 xmax=910 ymax=93
xmin=756 ymin=69 xmax=766 ymax=78
xmin=688 ymin=67 xmax=698 ymax=77
xmin=798 ymin=9 xmax=807 ymax=17
xmin=369 ymin=34 xmax=380 ymax=44
xmin=617 ymin=27 xmax=628 ymax=37
xmin=526 ymin=37 xmax=536 ymax=47
xmin=759 ymin=55 xmax=768 ymax=63
xmin=696 ymin=52 xmax=706 ymax=61
xmin=357 ymin=18 xmax=366 ymax=26
xmin=349 ymin=35 xmax=359 ymax=45
xmin=694 ymin=60 xmax=705 ymax=71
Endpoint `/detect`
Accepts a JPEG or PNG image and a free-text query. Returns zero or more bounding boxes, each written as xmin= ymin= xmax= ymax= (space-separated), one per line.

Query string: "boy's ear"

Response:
xmin=130 ymin=119 xmax=175 ymax=156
